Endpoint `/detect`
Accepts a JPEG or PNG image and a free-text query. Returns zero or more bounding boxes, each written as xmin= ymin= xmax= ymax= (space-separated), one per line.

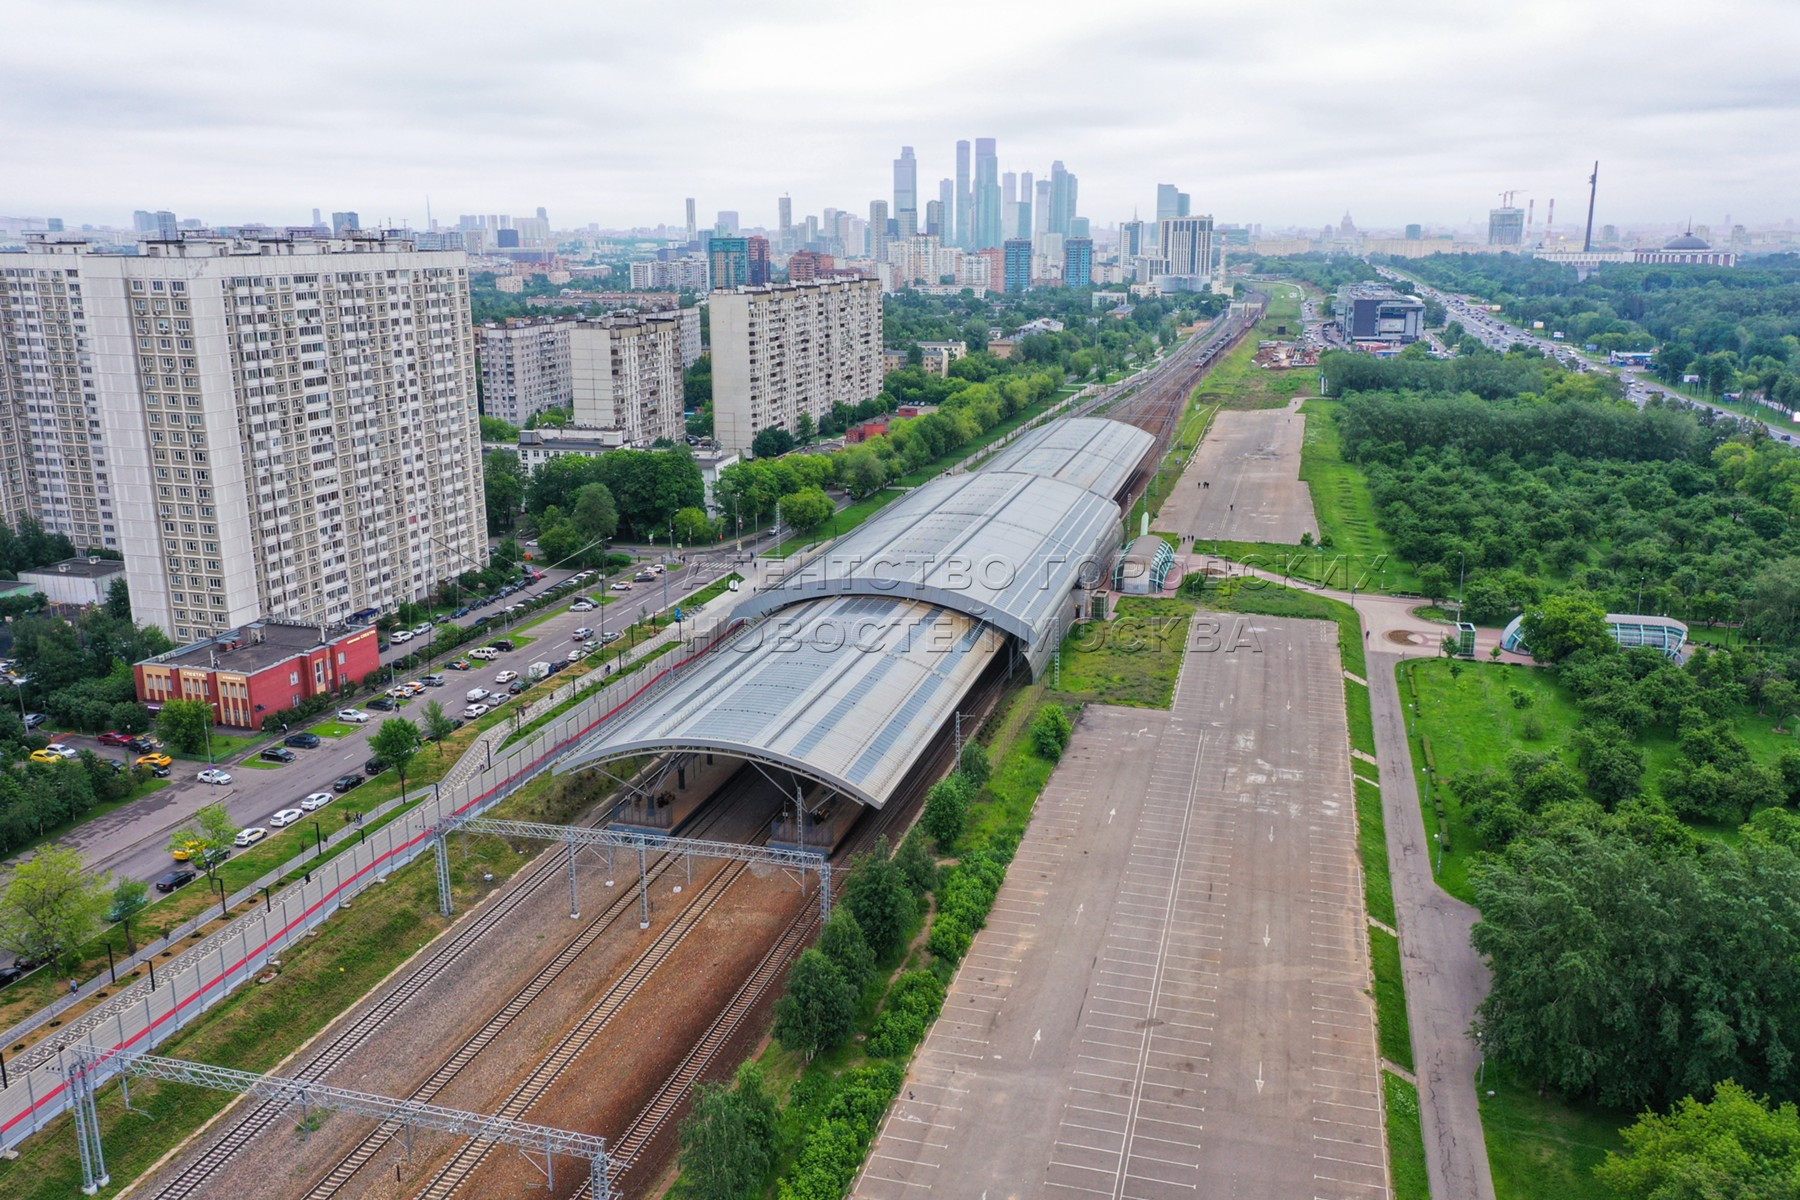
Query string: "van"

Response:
xmin=528 ymin=661 xmax=552 ymax=681
xmin=466 ymin=687 xmax=491 ymax=703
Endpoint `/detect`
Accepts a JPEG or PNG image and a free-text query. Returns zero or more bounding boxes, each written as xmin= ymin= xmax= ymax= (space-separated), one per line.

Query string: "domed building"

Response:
xmin=1634 ymin=229 xmax=1737 ymax=266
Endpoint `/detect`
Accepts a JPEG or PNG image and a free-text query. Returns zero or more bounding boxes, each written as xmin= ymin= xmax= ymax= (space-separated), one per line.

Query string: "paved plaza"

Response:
xmin=1161 ymin=402 xmax=1319 ymax=545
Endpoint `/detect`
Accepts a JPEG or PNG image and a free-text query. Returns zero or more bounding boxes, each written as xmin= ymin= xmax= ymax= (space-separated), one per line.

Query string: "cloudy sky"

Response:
xmin=5 ymin=0 xmax=1796 ymax=235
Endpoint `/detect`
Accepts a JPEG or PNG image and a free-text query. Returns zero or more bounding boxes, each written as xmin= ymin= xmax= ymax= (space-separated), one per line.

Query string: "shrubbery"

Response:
xmin=867 ymin=970 xmax=948 ymax=1058
xmin=927 ymin=844 xmax=1012 ymax=964
xmin=776 ymin=1062 xmax=905 ymax=1200
xmin=1031 ymin=704 xmax=1073 ymax=760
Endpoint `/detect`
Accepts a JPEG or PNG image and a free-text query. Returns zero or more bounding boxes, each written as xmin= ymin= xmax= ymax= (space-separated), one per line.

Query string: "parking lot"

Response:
xmin=1161 ymin=405 xmax=1320 ymax=545
xmin=854 ymin=614 xmax=1383 ymax=1200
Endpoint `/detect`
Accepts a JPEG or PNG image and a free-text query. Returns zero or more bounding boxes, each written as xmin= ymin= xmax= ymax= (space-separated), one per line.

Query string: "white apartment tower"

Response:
xmin=0 ymin=233 xmax=487 ymax=645
xmin=477 ymin=318 xmax=573 ymax=423
xmin=568 ymin=311 xmax=688 ymax=444
xmin=710 ymin=278 xmax=883 ymax=456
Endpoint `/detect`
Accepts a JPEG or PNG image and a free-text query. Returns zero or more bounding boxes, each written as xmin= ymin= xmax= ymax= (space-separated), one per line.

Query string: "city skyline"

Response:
xmin=4 ymin=0 xmax=1797 ymax=230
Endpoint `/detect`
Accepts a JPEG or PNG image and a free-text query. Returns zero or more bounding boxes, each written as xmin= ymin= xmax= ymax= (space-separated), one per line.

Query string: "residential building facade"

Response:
xmin=477 ymin=317 xmax=573 ymax=424
xmin=134 ymin=620 xmax=381 ymax=729
xmin=711 ymin=278 xmax=883 ymax=455
xmin=569 ymin=310 xmax=688 ymax=444
xmin=0 ymin=232 xmax=488 ymax=645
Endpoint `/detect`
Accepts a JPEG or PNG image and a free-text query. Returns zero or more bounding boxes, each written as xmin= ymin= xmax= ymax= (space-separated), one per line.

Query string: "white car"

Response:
xmin=390 ymin=630 xmax=414 ymax=643
xmin=197 ymin=768 xmax=234 ymax=785
xmin=494 ymin=669 xmax=519 ymax=684
xmin=570 ymin=600 xmax=596 ymax=612
xmin=466 ymin=687 xmax=491 ymax=702
xmin=268 ymin=808 xmax=304 ymax=828
xmin=463 ymin=703 xmax=490 ymax=719
xmin=338 ymin=708 xmax=370 ymax=723
xmin=300 ymin=791 xmax=334 ymax=812
xmin=468 ymin=647 xmax=500 ymax=661
xmin=233 ymin=827 xmax=268 ymax=847
xmin=610 ymin=581 xmax=632 ymax=591
xmin=567 ymin=648 xmax=587 ymax=662
xmin=44 ymin=743 xmax=79 ymax=759
xmin=411 ymin=623 xmax=432 ymax=637
xmin=571 ymin=627 xmax=594 ymax=641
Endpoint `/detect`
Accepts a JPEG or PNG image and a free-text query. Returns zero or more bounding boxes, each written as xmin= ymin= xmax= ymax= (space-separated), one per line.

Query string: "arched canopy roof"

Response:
xmin=733 ymin=470 xmax=1118 ymax=651
xmin=982 ymin=418 xmax=1155 ymax=500
xmin=557 ymin=595 xmax=1002 ymax=809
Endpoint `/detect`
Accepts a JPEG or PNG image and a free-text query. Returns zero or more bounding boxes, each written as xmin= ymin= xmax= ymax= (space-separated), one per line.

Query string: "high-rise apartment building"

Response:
xmin=1488 ymin=207 xmax=1525 ymax=246
xmin=778 ymin=195 xmax=793 ymax=251
xmin=746 ymin=236 xmax=772 ymax=286
xmin=684 ymin=198 xmax=697 ymax=243
xmin=893 ymin=146 xmax=918 ymax=233
xmin=1003 ymin=239 xmax=1033 ymax=293
xmin=786 ymin=250 xmax=835 ymax=283
xmin=711 ymin=279 xmax=883 ymax=456
xmin=1017 ymin=171 xmax=1034 ymax=239
xmin=938 ymin=179 xmax=954 ymax=240
xmin=477 ymin=318 xmax=573 ymax=424
xmin=716 ymin=211 xmax=741 ymax=235
xmin=629 ymin=257 xmax=710 ymax=291
xmin=133 ymin=210 xmax=177 ymax=237
xmin=954 ymin=141 xmax=971 ymax=248
xmin=973 ymin=138 xmax=1001 ymax=249
xmin=1048 ymin=161 xmax=1078 ymax=235
xmin=0 ymin=233 xmax=486 ymax=644
xmin=569 ymin=311 xmax=688 ymax=444
xmin=868 ymin=200 xmax=889 ymax=262
xmin=1063 ymin=238 xmax=1094 ymax=288
xmin=1033 ymin=179 xmax=1051 ymax=238
xmin=330 ymin=211 xmax=360 ymax=234
xmin=924 ymin=200 xmax=944 ymax=239
xmin=709 ymin=237 xmax=751 ymax=290
xmin=1158 ymin=216 xmax=1216 ymax=280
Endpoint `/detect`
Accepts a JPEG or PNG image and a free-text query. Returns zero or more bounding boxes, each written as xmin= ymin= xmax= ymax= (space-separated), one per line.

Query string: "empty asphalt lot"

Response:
xmin=853 ymin=613 xmax=1384 ymax=1200
xmin=1161 ymin=402 xmax=1318 ymax=546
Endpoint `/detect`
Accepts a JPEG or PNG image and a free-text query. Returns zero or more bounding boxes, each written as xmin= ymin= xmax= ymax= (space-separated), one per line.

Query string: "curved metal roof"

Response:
xmin=733 ymin=470 xmax=1118 ymax=652
xmin=557 ymin=595 xmax=1002 ymax=809
xmin=982 ymin=417 xmax=1155 ymax=499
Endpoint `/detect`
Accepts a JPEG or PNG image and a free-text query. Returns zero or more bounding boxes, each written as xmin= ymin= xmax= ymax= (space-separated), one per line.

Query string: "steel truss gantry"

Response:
xmin=431 ymin=815 xmax=830 ymax=927
xmin=68 ymin=1047 xmax=615 ymax=1199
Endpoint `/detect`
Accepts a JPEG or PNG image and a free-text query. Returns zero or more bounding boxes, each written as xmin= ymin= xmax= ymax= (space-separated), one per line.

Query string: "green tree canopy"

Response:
xmin=773 ymin=948 xmax=856 ymax=1059
xmin=1596 ymin=1081 xmax=1800 ymax=1200
xmin=0 ymin=845 xmax=110 ymax=965
xmin=778 ymin=486 xmax=835 ymax=533
xmin=156 ymin=698 xmax=215 ymax=754
xmin=370 ymin=719 xmax=424 ymax=796
xmin=1519 ymin=591 xmax=1613 ymax=664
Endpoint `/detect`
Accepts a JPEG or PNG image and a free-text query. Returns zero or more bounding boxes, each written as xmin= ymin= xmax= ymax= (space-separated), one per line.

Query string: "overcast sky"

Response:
xmin=5 ymin=0 xmax=1796 ymax=235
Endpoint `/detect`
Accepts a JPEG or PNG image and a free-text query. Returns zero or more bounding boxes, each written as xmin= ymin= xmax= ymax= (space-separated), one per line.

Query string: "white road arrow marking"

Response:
xmin=1075 ymin=902 xmax=1084 ymax=924
xmin=1256 ymin=1061 xmax=1265 ymax=1095
xmin=1263 ymin=925 xmax=1271 ymax=948
xmin=1031 ymin=1029 xmax=1042 ymax=1058
xmin=1108 ymin=807 xmax=1116 ymax=824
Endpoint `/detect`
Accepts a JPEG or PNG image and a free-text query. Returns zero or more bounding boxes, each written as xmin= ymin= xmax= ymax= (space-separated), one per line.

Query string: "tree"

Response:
xmin=370 ymin=718 xmax=424 ymax=798
xmin=842 ymin=837 xmax=915 ymax=961
xmin=1519 ymin=591 xmax=1613 ymax=664
xmin=1768 ymin=678 xmax=1800 ymax=734
xmin=815 ymin=904 xmax=876 ymax=995
xmin=672 ymin=506 xmax=716 ymax=546
xmin=795 ymin=412 xmax=816 ymax=444
xmin=570 ymin=482 xmax=620 ymax=548
xmin=676 ymin=1061 xmax=777 ymax=1200
xmin=958 ymin=741 xmax=991 ymax=789
xmin=169 ymin=803 xmax=239 ymax=879
xmin=421 ymin=700 xmax=458 ymax=753
xmin=751 ymin=427 xmax=795 ymax=459
xmin=104 ymin=576 xmax=132 ymax=621
xmin=778 ymin=486 xmax=835 ymax=533
xmin=1417 ymin=563 xmax=1452 ymax=607
xmin=1596 ymin=1082 xmax=1800 ymax=1200
xmin=107 ymin=877 xmax=148 ymax=953
xmin=923 ymin=776 xmax=971 ymax=851
xmin=0 ymin=845 xmax=110 ymax=966
xmin=483 ymin=449 xmax=526 ymax=535
xmin=1747 ymin=559 xmax=1800 ymax=646
xmin=155 ymin=698 xmax=215 ymax=755
xmin=773 ymin=948 xmax=856 ymax=1059
xmin=479 ymin=415 xmax=519 ymax=442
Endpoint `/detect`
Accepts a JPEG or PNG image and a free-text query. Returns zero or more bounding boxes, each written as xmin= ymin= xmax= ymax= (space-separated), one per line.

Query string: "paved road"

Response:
xmin=13 ymin=554 xmax=749 ymax=891
xmin=855 ymin=614 xmax=1383 ymax=1200
xmin=1161 ymin=399 xmax=1318 ymax=544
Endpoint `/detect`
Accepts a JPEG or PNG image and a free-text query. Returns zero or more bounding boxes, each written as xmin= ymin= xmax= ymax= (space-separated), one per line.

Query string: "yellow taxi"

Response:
xmin=136 ymin=752 xmax=174 ymax=769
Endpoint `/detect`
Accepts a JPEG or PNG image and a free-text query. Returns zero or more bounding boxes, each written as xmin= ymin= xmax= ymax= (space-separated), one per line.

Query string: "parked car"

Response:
xmin=268 ymin=807 xmax=304 ymax=827
xmin=338 ymin=708 xmax=370 ymax=724
xmin=490 ymin=639 xmax=516 ymax=652
xmin=148 ymin=762 xmax=171 ymax=778
xmin=197 ymin=768 xmax=234 ymax=784
xmin=299 ymin=791 xmax=334 ymax=812
xmin=465 ymin=687 xmax=491 ymax=702
xmin=390 ymin=630 xmax=414 ymax=644
xmin=136 ymin=752 xmax=173 ymax=769
xmin=468 ymin=647 xmax=500 ymax=661
xmin=600 ymin=630 xmax=622 ymax=645
xmin=422 ymin=673 xmax=446 ymax=687
xmin=284 ymin=732 xmax=322 ymax=749
xmin=155 ymin=868 xmax=198 ymax=893
xmin=402 ymin=681 xmax=425 ymax=696
xmin=570 ymin=600 xmax=596 ymax=612
xmin=611 ymin=581 xmax=632 ymax=591
xmin=44 ymin=743 xmax=79 ymax=758
xmin=332 ymin=774 xmax=363 ymax=794
xmin=259 ymin=747 xmax=296 ymax=764
xmin=463 ymin=703 xmax=489 ymax=719
xmin=566 ymin=649 xmax=586 ymax=663
xmin=97 ymin=731 xmax=136 ymax=747
xmin=507 ymin=680 xmax=524 ymax=695
xmin=495 ymin=669 xmax=519 ymax=683
xmin=21 ymin=712 xmax=46 ymax=729
xmin=368 ymin=697 xmax=397 ymax=712
xmin=28 ymin=749 xmax=64 ymax=765
xmin=233 ymin=827 xmax=269 ymax=847
xmin=447 ymin=659 xmax=473 ymax=671
xmin=128 ymin=735 xmax=164 ymax=753
xmin=364 ymin=756 xmax=387 ymax=776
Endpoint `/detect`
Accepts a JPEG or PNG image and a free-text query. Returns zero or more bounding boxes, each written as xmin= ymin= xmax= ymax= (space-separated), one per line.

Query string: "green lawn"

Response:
xmin=241 ymin=757 xmax=285 ymax=770
xmin=965 ymin=687 xmax=1058 ymax=856
xmin=1297 ymin=398 xmax=1419 ymax=594
xmin=1370 ymin=926 xmax=1412 ymax=1070
xmin=171 ymin=731 xmax=260 ymax=763
xmin=1191 ymin=286 xmax=1318 ymax=411
xmin=1385 ymin=1071 xmax=1431 ymax=1200
xmin=307 ymin=720 xmax=356 ymax=739
xmin=1050 ymin=597 xmax=1196 ymax=708
xmin=1356 ymin=777 xmax=1396 ymax=929
xmin=1481 ymin=1073 xmax=1625 ymax=1200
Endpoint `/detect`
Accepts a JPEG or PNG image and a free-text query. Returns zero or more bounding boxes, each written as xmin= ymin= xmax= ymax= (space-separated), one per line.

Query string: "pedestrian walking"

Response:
xmin=68 ymin=978 xmax=78 ymax=997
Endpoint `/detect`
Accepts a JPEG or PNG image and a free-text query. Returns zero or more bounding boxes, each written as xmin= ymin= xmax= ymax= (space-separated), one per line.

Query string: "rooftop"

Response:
xmin=20 ymin=556 xmax=125 ymax=580
xmin=144 ymin=621 xmax=362 ymax=676
xmin=983 ymin=418 xmax=1154 ymax=501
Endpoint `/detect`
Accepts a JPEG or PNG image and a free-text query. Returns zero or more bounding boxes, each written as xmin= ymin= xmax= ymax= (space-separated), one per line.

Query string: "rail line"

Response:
xmin=298 ymin=775 xmax=765 ymax=1199
xmin=143 ymin=766 xmax=750 ymax=1200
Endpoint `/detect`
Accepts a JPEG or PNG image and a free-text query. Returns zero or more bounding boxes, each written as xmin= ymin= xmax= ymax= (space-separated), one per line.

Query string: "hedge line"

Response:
xmin=775 ymin=1062 xmax=905 ymax=1200
xmin=926 ymin=842 xmax=1014 ymax=964
xmin=866 ymin=970 xmax=948 ymax=1059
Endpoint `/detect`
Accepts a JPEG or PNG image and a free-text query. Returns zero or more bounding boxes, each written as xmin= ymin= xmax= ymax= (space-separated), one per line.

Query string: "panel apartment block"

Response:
xmin=711 ymin=278 xmax=882 ymax=456
xmin=477 ymin=317 xmax=573 ymax=423
xmin=0 ymin=233 xmax=487 ymax=645
xmin=569 ymin=310 xmax=687 ymax=445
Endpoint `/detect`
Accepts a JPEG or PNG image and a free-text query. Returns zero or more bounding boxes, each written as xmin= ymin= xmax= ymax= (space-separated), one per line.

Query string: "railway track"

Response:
xmin=298 ymin=775 xmax=764 ymax=1199
xmin=143 ymin=766 xmax=750 ymax=1200
xmin=411 ymin=832 xmax=775 ymax=1199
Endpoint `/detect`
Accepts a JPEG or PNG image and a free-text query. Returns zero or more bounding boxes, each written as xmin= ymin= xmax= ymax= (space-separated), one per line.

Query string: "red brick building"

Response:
xmin=135 ymin=621 xmax=381 ymax=730
xmin=787 ymin=251 xmax=835 ymax=283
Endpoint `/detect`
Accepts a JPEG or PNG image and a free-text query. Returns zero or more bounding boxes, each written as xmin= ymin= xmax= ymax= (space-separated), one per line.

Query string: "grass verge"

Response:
xmin=771 ymin=491 xmax=906 ymax=558
xmin=1050 ymin=597 xmax=1195 ymax=708
xmin=1356 ymin=777 xmax=1395 ymax=929
xmin=1370 ymin=926 xmax=1412 ymax=1070
xmin=1296 ymin=398 xmax=1418 ymax=593
xmin=1480 ymin=1073 xmax=1623 ymax=1200
xmin=1385 ymin=1070 xmax=1431 ymax=1200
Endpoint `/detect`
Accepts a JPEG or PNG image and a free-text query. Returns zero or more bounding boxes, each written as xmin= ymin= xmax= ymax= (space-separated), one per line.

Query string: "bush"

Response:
xmin=867 ymin=969 xmax=948 ymax=1058
xmin=776 ymin=1063 xmax=904 ymax=1200
xmin=957 ymin=741 xmax=991 ymax=788
xmin=922 ymin=775 xmax=971 ymax=851
xmin=927 ymin=846 xmax=1012 ymax=965
xmin=1030 ymin=703 xmax=1073 ymax=761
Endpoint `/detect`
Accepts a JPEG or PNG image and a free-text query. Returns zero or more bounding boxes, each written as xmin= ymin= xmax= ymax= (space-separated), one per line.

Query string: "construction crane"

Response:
xmin=1498 ymin=189 xmax=1527 ymax=208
